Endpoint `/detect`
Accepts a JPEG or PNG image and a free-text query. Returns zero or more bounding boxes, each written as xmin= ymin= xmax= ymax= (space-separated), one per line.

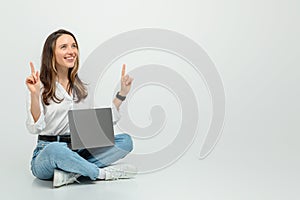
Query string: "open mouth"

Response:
xmin=64 ymin=56 xmax=76 ymax=62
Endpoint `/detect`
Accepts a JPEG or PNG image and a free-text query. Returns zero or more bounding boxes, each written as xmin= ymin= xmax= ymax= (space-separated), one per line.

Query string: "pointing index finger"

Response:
xmin=30 ymin=62 xmax=35 ymax=74
xmin=122 ymin=64 xmax=126 ymax=77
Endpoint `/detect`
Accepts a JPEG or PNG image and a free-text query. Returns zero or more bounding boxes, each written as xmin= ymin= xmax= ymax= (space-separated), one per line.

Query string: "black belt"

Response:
xmin=38 ymin=135 xmax=71 ymax=143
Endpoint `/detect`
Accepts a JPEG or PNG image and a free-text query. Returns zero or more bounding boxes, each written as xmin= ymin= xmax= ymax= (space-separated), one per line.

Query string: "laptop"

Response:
xmin=68 ymin=107 xmax=115 ymax=150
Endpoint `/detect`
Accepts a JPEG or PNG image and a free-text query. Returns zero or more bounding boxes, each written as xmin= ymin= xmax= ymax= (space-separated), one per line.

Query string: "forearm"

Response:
xmin=112 ymin=91 xmax=127 ymax=111
xmin=113 ymin=97 xmax=123 ymax=111
xmin=30 ymin=92 xmax=41 ymax=122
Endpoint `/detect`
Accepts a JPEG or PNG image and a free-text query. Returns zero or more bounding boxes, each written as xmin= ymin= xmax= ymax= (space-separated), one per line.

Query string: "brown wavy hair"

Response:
xmin=40 ymin=29 xmax=87 ymax=105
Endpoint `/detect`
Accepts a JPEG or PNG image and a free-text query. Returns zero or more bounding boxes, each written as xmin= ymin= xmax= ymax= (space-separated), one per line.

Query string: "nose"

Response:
xmin=67 ymin=46 xmax=76 ymax=54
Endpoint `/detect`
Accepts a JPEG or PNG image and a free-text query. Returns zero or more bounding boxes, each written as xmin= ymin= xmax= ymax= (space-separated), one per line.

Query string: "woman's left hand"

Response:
xmin=119 ymin=64 xmax=133 ymax=96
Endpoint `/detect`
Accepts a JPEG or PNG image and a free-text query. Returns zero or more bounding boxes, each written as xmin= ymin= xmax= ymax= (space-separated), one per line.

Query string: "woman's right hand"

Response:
xmin=25 ymin=62 xmax=40 ymax=94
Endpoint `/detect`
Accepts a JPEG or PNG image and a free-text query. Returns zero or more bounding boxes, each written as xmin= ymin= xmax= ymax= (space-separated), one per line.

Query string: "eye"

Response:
xmin=60 ymin=45 xmax=66 ymax=49
xmin=72 ymin=44 xmax=77 ymax=48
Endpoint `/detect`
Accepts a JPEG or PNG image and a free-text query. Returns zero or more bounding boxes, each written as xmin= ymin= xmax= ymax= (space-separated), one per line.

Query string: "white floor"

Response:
xmin=2 ymin=136 xmax=299 ymax=200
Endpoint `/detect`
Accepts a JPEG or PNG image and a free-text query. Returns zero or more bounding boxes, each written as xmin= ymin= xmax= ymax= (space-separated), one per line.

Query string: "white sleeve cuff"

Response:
xmin=25 ymin=93 xmax=46 ymax=134
xmin=26 ymin=112 xmax=46 ymax=134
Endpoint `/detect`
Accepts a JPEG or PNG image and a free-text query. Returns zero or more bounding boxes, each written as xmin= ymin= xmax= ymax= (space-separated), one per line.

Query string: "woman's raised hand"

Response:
xmin=25 ymin=62 xmax=40 ymax=94
xmin=120 ymin=64 xmax=133 ymax=96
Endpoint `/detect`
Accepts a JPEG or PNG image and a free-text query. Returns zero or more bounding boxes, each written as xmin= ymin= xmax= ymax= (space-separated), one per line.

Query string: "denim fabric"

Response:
xmin=31 ymin=133 xmax=133 ymax=180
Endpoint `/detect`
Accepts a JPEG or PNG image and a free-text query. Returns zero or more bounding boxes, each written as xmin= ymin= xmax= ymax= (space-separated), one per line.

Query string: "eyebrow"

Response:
xmin=58 ymin=42 xmax=77 ymax=48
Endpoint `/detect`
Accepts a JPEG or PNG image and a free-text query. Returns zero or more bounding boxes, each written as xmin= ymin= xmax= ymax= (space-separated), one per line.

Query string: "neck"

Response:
xmin=56 ymin=67 xmax=69 ymax=82
xmin=56 ymin=73 xmax=70 ymax=93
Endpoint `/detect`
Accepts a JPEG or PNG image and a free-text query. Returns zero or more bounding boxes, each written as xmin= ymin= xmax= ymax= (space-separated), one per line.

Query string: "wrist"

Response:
xmin=118 ymin=91 xmax=126 ymax=96
xmin=116 ymin=91 xmax=126 ymax=101
xmin=31 ymin=91 xmax=40 ymax=98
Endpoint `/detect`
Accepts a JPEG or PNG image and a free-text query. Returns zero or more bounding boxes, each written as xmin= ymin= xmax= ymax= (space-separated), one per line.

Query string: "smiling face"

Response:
xmin=54 ymin=34 xmax=78 ymax=70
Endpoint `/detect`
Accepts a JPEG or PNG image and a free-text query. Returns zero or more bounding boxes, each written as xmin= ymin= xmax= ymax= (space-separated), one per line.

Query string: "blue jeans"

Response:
xmin=31 ymin=133 xmax=133 ymax=180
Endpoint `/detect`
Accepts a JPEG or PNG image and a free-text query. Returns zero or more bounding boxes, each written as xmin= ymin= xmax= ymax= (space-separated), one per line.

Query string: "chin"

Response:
xmin=65 ymin=63 xmax=75 ymax=68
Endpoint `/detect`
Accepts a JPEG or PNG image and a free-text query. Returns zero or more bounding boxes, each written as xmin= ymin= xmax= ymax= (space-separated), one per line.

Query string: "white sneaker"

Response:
xmin=103 ymin=164 xmax=138 ymax=181
xmin=53 ymin=169 xmax=81 ymax=188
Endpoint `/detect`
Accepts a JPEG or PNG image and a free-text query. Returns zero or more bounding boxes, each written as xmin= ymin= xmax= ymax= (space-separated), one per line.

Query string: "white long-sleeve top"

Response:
xmin=26 ymin=82 xmax=120 ymax=135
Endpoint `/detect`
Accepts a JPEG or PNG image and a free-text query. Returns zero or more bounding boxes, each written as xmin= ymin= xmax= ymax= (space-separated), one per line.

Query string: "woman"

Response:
xmin=25 ymin=29 xmax=136 ymax=188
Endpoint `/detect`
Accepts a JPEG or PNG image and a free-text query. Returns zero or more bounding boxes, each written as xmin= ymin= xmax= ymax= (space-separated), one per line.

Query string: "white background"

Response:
xmin=0 ymin=0 xmax=299 ymax=199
